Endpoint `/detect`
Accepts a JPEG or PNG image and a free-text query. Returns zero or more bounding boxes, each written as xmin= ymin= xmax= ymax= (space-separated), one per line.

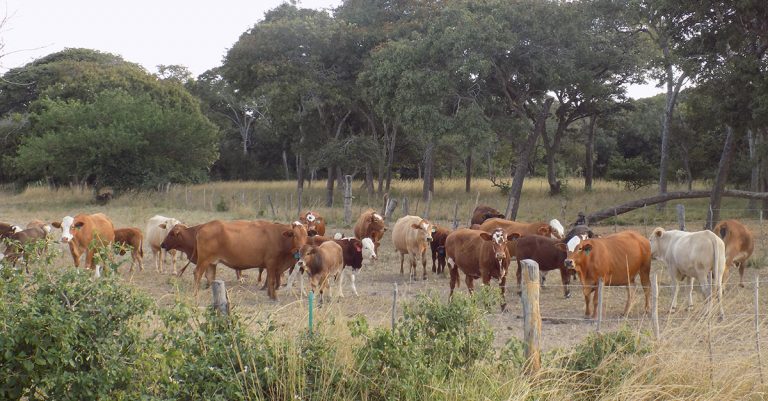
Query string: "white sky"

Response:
xmin=0 ymin=0 xmax=662 ymax=99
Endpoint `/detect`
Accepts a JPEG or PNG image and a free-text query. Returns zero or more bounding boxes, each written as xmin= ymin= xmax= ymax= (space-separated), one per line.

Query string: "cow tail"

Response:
xmin=139 ymin=238 xmax=144 ymax=258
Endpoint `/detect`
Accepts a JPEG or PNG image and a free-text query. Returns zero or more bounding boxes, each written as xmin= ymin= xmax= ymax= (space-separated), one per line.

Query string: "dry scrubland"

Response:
xmin=3 ymin=177 xmax=768 ymax=399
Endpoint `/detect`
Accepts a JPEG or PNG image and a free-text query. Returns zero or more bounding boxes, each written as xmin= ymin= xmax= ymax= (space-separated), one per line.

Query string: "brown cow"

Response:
xmin=114 ymin=227 xmax=144 ymax=273
xmin=392 ymin=215 xmax=434 ymax=280
xmin=299 ymin=211 xmax=326 ymax=237
xmin=296 ymin=241 xmax=344 ymax=304
xmin=470 ymin=205 xmax=505 ymax=226
xmin=430 ymin=225 xmax=451 ymax=274
xmin=289 ymin=235 xmax=376 ymax=296
xmin=446 ymin=228 xmax=516 ymax=309
xmin=0 ymin=222 xmax=20 ymax=239
xmin=479 ymin=217 xmax=565 ymax=258
xmin=354 ymin=209 xmax=387 ymax=252
xmin=190 ymin=220 xmax=308 ymax=299
xmin=51 ymin=213 xmax=115 ymax=270
xmin=1 ymin=225 xmax=50 ymax=273
xmin=562 ymin=230 xmax=651 ymax=319
xmin=714 ymin=219 xmax=754 ymax=288
xmin=515 ymin=235 xmax=571 ymax=298
xmin=162 ymin=223 xmax=252 ymax=284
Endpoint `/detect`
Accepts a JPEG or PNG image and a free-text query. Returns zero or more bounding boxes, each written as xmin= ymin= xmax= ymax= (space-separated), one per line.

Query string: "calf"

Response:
xmin=296 ymin=240 xmax=344 ymax=304
xmin=52 ymin=213 xmax=115 ymax=271
xmin=146 ymin=215 xmax=181 ymax=274
xmin=714 ymin=219 xmax=754 ymax=288
xmin=515 ymin=234 xmax=571 ymax=298
xmin=470 ymin=205 xmax=505 ymax=226
xmin=446 ymin=228 xmax=515 ymax=310
xmin=563 ymin=230 xmax=651 ymax=319
xmin=1 ymin=225 xmax=50 ymax=273
xmin=289 ymin=235 xmax=376 ymax=297
xmin=392 ymin=215 xmax=434 ymax=280
xmin=299 ymin=210 xmax=326 ymax=237
xmin=354 ymin=209 xmax=387 ymax=252
xmin=649 ymin=227 xmax=725 ymax=317
xmin=114 ymin=227 xmax=144 ymax=272
xmin=430 ymin=225 xmax=451 ymax=274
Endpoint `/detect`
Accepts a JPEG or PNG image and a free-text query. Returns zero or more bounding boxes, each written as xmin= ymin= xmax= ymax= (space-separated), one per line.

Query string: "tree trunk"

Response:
xmin=465 ymin=153 xmax=472 ymax=193
xmin=543 ymin=117 xmax=567 ymax=196
xmin=282 ymin=148 xmax=291 ymax=180
xmin=422 ymin=139 xmax=435 ymax=201
xmin=678 ymin=145 xmax=693 ymax=191
xmin=296 ymin=153 xmax=305 ymax=190
xmin=706 ymin=125 xmax=737 ymax=229
xmin=365 ymin=164 xmax=374 ymax=196
xmin=385 ymin=125 xmax=397 ymax=192
xmin=585 ymin=115 xmax=597 ymax=191
xmin=505 ymin=98 xmax=553 ymax=220
xmin=658 ymin=37 xmax=686 ymax=209
xmin=325 ymin=165 xmax=336 ymax=207
xmin=748 ymin=129 xmax=759 ymax=211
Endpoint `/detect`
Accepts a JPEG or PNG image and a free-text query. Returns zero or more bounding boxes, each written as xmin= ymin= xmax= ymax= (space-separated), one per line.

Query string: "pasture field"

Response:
xmin=3 ymin=178 xmax=768 ymax=399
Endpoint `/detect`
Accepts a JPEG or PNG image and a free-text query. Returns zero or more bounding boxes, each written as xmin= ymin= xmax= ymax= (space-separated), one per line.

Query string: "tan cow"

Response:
xmin=299 ymin=211 xmax=326 ymax=237
xmin=146 ymin=215 xmax=181 ymax=274
xmin=563 ymin=230 xmax=651 ymax=319
xmin=296 ymin=240 xmax=344 ymax=304
xmin=51 ymin=213 xmax=115 ymax=271
xmin=446 ymin=228 xmax=515 ymax=309
xmin=114 ymin=227 xmax=144 ymax=272
xmin=354 ymin=209 xmax=387 ymax=252
xmin=714 ymin=219 xmax=754 ymax=288
xmin=190 ymin=220 xmax=308 ymax=299
xmin=392 ymin=215 xmax=434 ymax=280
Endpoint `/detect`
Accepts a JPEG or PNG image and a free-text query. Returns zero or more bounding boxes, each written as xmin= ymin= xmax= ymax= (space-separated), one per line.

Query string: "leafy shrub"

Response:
xmin=0 ymin=269 xmax=153 ymax=400
xmin=352 ymin=288 xmax=498 ymax=400
xmin=606 ymin=155 xmax=658 ymax=190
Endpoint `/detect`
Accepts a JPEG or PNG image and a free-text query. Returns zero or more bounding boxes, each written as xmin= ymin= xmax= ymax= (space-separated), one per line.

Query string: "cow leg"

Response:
xmin=560 ymin=267 xmax=571 ymax=299
xmin=170 ymin=249 xmax=178 ymax=275
xmin=349 ymin=270 xmax=359 ymax=296
xmin=151 ymin=246 xmax=160 ymax=272
xmin=432 ymin=252 xmax=437 ymax=273
xmin=421 ymin=249 xmax=428 ymax=280
xmin=70 ymin=242 xmax=82 ymax=267
xmin=257 ymin=268 xmax=264 ymax=283
xmin=738 ymin=261 xmax=746 ymax=288
xmin=640 ymin=272 xmax=651 ymax=314
xmin=399 ymin=253 xmax=405 ymax=275
xmin=205 ymin=265 xmax=216 ymax=288
xmin=449 ymin=265 xmax=459 ymax=298
xmin=499 ymin=274 xmax=508 ymax=311
xmin=690 ymin=276 xmax=701 ymax=311
xmin=669 ymin=275 xmax=681 ymax=313
xmin=465 ymin=275 xmax=475 ymax=294
xmin=540 ymin=271 xmax=547 ymax=288
xmin=592 ymin=286 xmax=600 ymax=319
xmin=338 ymin=269 xmax=345 ymax=298
xmin=409 ymin=254 xmax=417 ymax=280
xmin=516 ymin=260 xmax=523 ymax=296
xmin=622 ymin=283 xmax=634 ymax=317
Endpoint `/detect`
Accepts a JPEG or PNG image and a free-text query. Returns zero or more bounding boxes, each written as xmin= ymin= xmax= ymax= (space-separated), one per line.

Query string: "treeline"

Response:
xmin=0 ymin=0 xmax=766 ymax=220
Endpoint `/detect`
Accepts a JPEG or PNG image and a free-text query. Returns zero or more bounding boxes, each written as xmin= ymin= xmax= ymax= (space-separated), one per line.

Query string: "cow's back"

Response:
xmin=515 ymin=235 xmax=565 ymax=269
xmin=445 ymin=229 xmax=484 ymax=269
xmin=196 ymin=220 xmax=291 ymax=268
xmin=392 ymin=215 xmax=421 ymax=254
xmin=78 ymin=213 xmax=115 ymax=245
xmin=595 ymin=231 xmax=651 ymax=284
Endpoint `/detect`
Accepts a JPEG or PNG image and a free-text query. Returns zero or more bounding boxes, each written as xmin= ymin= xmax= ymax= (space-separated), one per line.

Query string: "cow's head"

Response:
xmin=51 ymin=215 xmax=78 ymax=243
xmin=479 ymin=228 xmax=516 ymax=277
xmin=411 ymin=219 xmax=435 ymax=243
xmin=0 ymin=223 xmax=20 ymax=239
xmin=543 ymin=219 xmax=565 ymax=239
xmin=296 ymin=244 xmax=316 ymax=272
xmin=562 ymin=236 xmax=593 ymax=275
xmin=648 ymin=227 xmax=666 ymax=259
xmin=283 ymin=221 xmax=309 ymax=255
xmin=300 ymin=211 xmax=324 ymax=237
xmin=361 ymin=237 xmax=376 ymax=262
xmin=161 ymin=223 xmax=188 ymax=251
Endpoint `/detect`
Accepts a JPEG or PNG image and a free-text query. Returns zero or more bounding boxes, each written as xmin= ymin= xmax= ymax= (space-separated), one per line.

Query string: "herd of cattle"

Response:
xmin=0 ymin=204 xmax=756 ymax=317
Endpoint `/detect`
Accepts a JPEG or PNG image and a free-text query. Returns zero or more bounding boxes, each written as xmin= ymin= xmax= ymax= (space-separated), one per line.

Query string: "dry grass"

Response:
xmin=3 ymin=177 xmax=768 ymax=399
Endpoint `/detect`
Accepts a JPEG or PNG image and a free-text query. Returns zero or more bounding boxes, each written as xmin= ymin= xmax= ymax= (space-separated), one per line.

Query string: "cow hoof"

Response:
xmin=740 ymin=283 xmax=745 ymax=288
xmin=500 ymin=303 xmax=507 ymax=312
xmin=422 ymin=275 xmax=427 ymax=281
xmin=564 ymin=293 xmax=571 ymax=299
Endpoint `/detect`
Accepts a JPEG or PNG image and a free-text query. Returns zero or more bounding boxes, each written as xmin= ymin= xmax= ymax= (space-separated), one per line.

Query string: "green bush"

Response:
xmin=606 ymin=155 xmax=658 ymax=190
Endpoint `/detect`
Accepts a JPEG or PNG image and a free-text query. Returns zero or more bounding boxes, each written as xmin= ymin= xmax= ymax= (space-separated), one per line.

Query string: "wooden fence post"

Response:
xmin=651 ymin=272 xmax=660 ymax=340
xmin=424 ymin=191 xmax=433 ymax=219
xmin=384 ymin=197 xmax=398 ymax=222
xmin=452 ymin=201 xmax=460 ymax=230
xmin=211 ymin=280 xmax=229 ymax=315
xmin=596 ymin=278 xmax=604 ymax=332
xmin=521 ymin=259 xmax=542 ymax=374
xmin=267 ymin=194 xmax=277 ymax=219
xmin=676 ymin=204 xmax=686 ymax=231
xmin=344 ymin=175 xmax=353 ymax=225
xmin=297 ymin=187 xmax=303 ymax=217
xmin=755 ymin=271 xmax=764 ymax=384
xmin=402 ymin=197 xmax=409 ymax=216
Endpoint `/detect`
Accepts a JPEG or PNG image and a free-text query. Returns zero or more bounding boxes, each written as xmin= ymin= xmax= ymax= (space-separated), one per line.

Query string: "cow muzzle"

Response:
xmin=564 ymin=259 xmax=575 ymax=270
xmin=60 ymin=237 xmax=70 ymax=244
xmin=307 ymin=229 xmax=318 ymax=237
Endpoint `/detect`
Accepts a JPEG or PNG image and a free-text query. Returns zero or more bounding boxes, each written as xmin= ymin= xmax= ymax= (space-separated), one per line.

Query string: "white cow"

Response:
xmin=649 ymin=227 xmax=726 ymax=317
xmin=145 ymin=215 xmax=181 ymax=274
xmin=392 ymin=215 xmax=435 ymax=280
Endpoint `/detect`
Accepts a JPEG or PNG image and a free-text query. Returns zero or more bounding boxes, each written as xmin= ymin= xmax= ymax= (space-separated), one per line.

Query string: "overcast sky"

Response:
xmin=0 ymin=0 xmax=662 ymax=99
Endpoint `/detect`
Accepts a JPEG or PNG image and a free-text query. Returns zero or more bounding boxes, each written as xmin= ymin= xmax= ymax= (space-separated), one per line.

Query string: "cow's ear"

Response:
xmin=479 ymin=232 xmax=493 ymax=241
xmin=653 ymin=228 xmax=663 ymax=237
xmin=383 ymin=227 xmax=388 ymax=232
xmin=588 ymin=230 xmax=598 ymax=238
xmin=159 ymin=223 xmax=167 ymax=229
xmin=283 ymin=231 xmax=295 ymax=238
xmin=555 ymin=243 xmax=568 ymax=252
xmin=411 ymin=223 xmax=421 ymax=230
xmin=73 ymin=222 xmax=85 ymax=229
xmin=507 ymin=232 xmax=522 ymax=241
xmin=581 ymin=244 xmax=593 ymax=255
xmin=51 ymin=222 xmax=61 ymax=228
xmin=537 ymin=225 xmax=549 ymax=235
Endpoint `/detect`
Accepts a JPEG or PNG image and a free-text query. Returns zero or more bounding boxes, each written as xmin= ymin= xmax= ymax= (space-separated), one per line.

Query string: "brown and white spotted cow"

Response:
xmin=51 ymin=213 xmax=115 ymax=271
xmin=299 ymin=211 xmax=326 ymax=237
xmin=354 ymin=209 xmax=387 ymax=253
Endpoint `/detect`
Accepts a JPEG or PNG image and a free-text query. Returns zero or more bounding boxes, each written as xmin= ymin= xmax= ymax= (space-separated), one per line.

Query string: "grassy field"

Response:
xmin=2 ymin=177 xmax=768 ymax=399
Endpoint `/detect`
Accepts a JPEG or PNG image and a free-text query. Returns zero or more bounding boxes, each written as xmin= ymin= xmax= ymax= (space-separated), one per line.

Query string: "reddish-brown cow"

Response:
xmin=190 ymin=220 xmax=308 ymax=299
xmin=562 ymin=230 xmax=651 ymax=319
xmin=479 ymin=217 xmax=565 ymax=257
xmin=0 ymin=222 xmax=19 ymax=239
xmin=354 ymin=209 xmax=387 ymax=252
xmin=296 ymin=241 xmax=344 ymax=304
xmin=714 ymin=219 xmax=754 ymax=288
xmin=162 ymin=223 xmax=252 ymax=283
xmin=515 ymin=235 xmax=571 ymax=298
xmin=446 ymin=228 xmax=515 ymax=309
xmin=430 ymin=225 xmax=451 ymax=274
xmin=299 ymin=211 xmax=326 ymax=237
xmin=470 ymin=205 xmax=505 ymax=226
xmin=114 ymin=227 xmax=144 ymax=272
xmin=289 ymin=235 xmax=376 ymax=296
xmin=52 ymin=213 xmax=115 ymax=270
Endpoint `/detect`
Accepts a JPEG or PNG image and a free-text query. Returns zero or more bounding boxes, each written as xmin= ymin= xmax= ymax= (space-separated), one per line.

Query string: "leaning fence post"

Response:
xmin=676 ymin=204 xmax=686 ymax=231
xmin=521 ymin=259 xmax=542 ymax=374
xmin=308 ymin=290 xmax=315 ymax=336
xmin=756 ymin=271 xmax=764 ymax=384
xmin=211 ymin=280 xmax=229 ymax=315
xmin=402 ymin=197 xmax=409 ymax=216
xmin=391 ymin=283 xmax=398 ymax=333
xmin=343 ymin=175 xmax=353 ymax=225
xmin=384 ymin=197 xmax=398 ymax=222
xmin=267 ymin=194 xmax=277 ymax=219
xmin=651 ymin=272 xmax=660 ymax=340
xmin=596 ymin=278 xmax=604 ymax=332
xmin=452 ymin=201 xmax=460 ymax=230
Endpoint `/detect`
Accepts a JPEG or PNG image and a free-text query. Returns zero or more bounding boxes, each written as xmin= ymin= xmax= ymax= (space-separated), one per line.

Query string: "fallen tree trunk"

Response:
xmin=580 ymin=190 xmax=768 ymax=226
